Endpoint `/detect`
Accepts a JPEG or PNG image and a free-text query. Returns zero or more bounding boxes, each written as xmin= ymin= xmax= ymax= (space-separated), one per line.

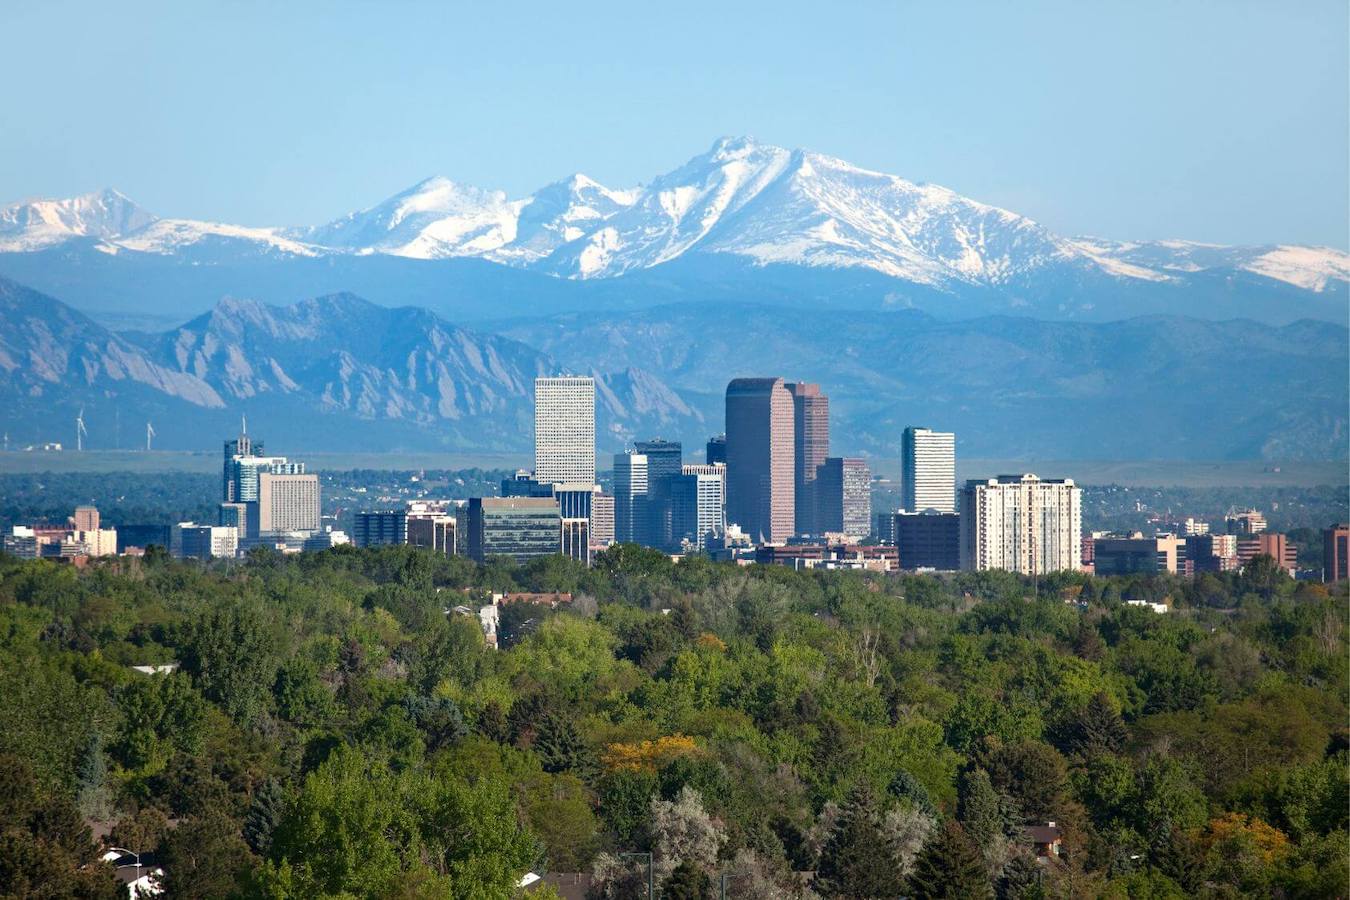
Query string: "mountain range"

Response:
xmin=1 ymin=138 xmax=1345 ymax=329
xmin=2 ymin=276 xmax=1343 ymax=462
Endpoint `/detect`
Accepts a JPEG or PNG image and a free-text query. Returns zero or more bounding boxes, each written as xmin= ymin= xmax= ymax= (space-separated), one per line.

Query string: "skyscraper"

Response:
xmin=901 ymin=427 xmax=956 ymax=513
xmin=534 ymin=376 xmax=596 ymax=486
xmin=249 ymin=472 xmax=321 ymax=535
xmin=672 ymin=463 xmax=726 ymax=550
xmin=815 ymin=457 xmax=871 ymax=537
xmin=705 ymin=435 xmax=727 ymax=465
xmin=636 ymin=438 xmax=682 ymax=548
xmin=959 ymin=474 xmax=1082 ymax=574
xmin=787 ymin=382 xmax=829 ymax=535
xmin=725 ymin=377 xmax=795 ymax=543
xmin=613 ymin=451 xmax=649 ymax=545
xmin=222 ymin=420 xmax=261 ymax=501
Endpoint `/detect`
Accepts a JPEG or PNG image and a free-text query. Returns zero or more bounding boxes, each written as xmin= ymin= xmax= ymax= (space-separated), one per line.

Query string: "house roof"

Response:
xmin=1026 ymin=824 xmax=1063 ymax=843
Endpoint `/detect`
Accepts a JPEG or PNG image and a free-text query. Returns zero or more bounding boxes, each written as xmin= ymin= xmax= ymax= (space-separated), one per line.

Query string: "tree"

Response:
xmin=1063 ymin=692 xmax=1128 ymax=757
xmin=158 ymin=807 xmax=255 ymax=898
xmin=889 ymin=768 xmax=938 ymax=818
xmin=985 ymin=741 xmax=1068 ymax=822
xmin=534 ymin=712 xmax=592 ymax=775
xmin=996 ymin=851 xmax=1042 ymax=899
xmin=650 ymin=787 xmax=723 ymax=883
xmin=76 ymin=730 xmax=113 ymax=823
xmin=815 ymin=784 xmax=905 ymax=898
xmin=179 ymin=601 xmax=277 ymax=722
xmin=664 ymin=858 xmax=712 ymax=899
xmin=243 ymin=778 xmax=287 ymax=856
xmin=908 ymin=820 xmax=992 ymax=900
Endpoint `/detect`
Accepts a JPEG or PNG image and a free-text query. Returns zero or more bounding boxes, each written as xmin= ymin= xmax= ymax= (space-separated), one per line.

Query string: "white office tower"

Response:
xmin=960 ymin=474 xmax=1082 ymax=575
xmin=534 ymin=376 xmax=596 ymax=486
xmin=613 ymin=452 xmax=649 ymax=545
xmin=902 ymin=427 xmax=955 ymax=513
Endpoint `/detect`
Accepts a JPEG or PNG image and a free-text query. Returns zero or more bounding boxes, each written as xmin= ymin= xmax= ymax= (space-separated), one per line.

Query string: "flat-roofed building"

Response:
xmin=815 ymin=457 xmax=871 ymax=539
xmin=354 ymin=510 xmax=407 ymax=547
xmin=467 ymin=497 xmax=561 ymax=563
xmin=787 ymin=383 xmax=829 ymax=535
xmin=960 ymin=474 xmax=1082 ymax=575
xmin=172 ymin=523 xmax=238 ymax=560
xmin=1237 ymin=532 xmax=1297 ymax=575
xmin=250 ymin=472 xmax=320 ymax=536
xmin=902 ymin=427 xmax=956 ymax=514
xmin=672 ymin=463 xmax=726 ymax=551
xmin=534 ymin=376 xmax=595 ymax=486
xmin=1093 ymin=533 xmax=1184 ymax=575
xmin=725 ymin=377 xmax=795 ymax=543
xmin=1325 ymin=524 xmax=1349 ymax=582
xmin=590 ymin=491 xmax=615 ymax=549
xmin=613 ymin=452 xmax=649 ymax=545
xmin=561 ymin=517 xmax=590 ymax=566
xmin=1226 ymin=509 xmax=1268 ymax=535
xmin=894 ymin=511 xmax=961 ymax=571
xmin=407 ymin=514 xmax=456 ymax=556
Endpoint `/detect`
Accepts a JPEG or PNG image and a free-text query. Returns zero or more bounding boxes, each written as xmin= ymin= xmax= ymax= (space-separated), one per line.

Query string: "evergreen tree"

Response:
xmin=1067 ymin=693 xmax=1128 ymax=757
xmin=243 ymin=778 xmax=286 ymax=856
xmin=75 ymin=730 xmax=112 ymax=822
xmin=958 ymin=768 xmax=1005 ymax=850
xmin=1151 ymin=826 xmax=1203 ymax=894
xmin=663 ymin=858 xmax=712 ymax=899
xmin=475 ymin=699 xmax=510 ymax=743
xmin=888 ymin=768 xmax=938 ymax=818
xmin=815 ymin=784 xmax=905 ymax=899
xmin=996 ymin=852 xmax=1043 ymax=900
xmin=534 ymin=712 xmax=591 ymax=775
xmin=908 ymin=820 xmax=992 ymax=900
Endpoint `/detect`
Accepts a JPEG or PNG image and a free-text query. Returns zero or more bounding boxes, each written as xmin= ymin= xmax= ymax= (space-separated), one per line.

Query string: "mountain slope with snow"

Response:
xmin=0 ymin=139 xmax=1344 ymax=324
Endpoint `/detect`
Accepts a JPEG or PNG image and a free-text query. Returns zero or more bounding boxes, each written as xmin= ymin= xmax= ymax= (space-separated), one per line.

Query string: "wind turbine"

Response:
xmin=146 ymin=421 xmax=156 ymax=451
xmin=76 ymin=407 xmax=88 ymax=452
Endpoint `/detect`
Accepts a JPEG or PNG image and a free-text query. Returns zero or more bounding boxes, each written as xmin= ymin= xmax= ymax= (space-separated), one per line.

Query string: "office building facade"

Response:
xmin=636 ymin=439 xmax=682 ymax=548
xmin=894 ymin=511 xmax=961 ymax=570
xmin=613 ymin=452 xmax=649 ymax=545
xmin=250 ymin=472 xmax=320 ymax=535
xmin=706 ymin=435 xmax=727 ymax=465
xmin=534 ymin=376 xmax=595 ymax=486
xmin=354 ymin=510 xmax=408 ymax=547
xmin=672 ymin=463 xmax=726 ymax=551
xmin=787 ymin=383 xmax=829 ymax=535
xmin=901 ymin=427 xmax=956 ymax=513
xmin=1093 ymin=533 xmax=1184 ymax=575
xmin=561 ymin=518 xmax=590 ymax=565
xmin=725 ymin=377 xmax=795 ymax=543
xmin=1325 ymin=524 xmax=1349 ymax=582
xmin=960 ymin=474 xmax=1082 ymax=575
xmin=590 ymin=492 xmax=616 ymax=548
xmin=815 ymin=457 xmax=871 ymax=538
xmin=467 ymin=497 xmax=561 ymax=563
xmin=173 ymin=523 xmax=239 ymax=560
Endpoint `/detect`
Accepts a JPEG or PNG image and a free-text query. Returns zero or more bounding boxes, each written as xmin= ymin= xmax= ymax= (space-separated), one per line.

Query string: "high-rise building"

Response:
xmin=229 ymin=457 xmax=305 ymax=504
xmin=172 ymin=523 xmax=238 ymax=559
xmin=1187 ymin=533 xmax=1239 ymax=573
xmin=534 ymin=376 xmax=595 ymax=486
xmin=218 ymin=502 xmax=248 ymax=530
xmin=249 ymin=472 xmax=320 ymax=535
xmin=1226 ymin=509 xmax=1268 ymax=535
xmin=787 ymin=383 xmax=829 ymax=535
xmin=501 ymin=471 xmax=555 ymax=498
xmin=894 ymin=511 xmax=961 ymax=570
xmin=672 ymin=463 xmax=726 ymax=550
xmin=636 ymin=439 xmax=682 ymax=548
xmin=901 ymin=427 xmax=956 ymax=514
xmin=407 ymin=505 xmax=457 ymax=557
xmin=959 ymin=474 xmax=1082 ymax=574
xmin=815 ymin=457 xmax=871 ymax=538
xmin=1324 ymin=524 xmax=1349 ymax=582
xmin=613 ymin=452 xmax=649 ymax=545
xmin=1237 ymin=533 xmax=1297 ymax=575
xmin=590 ymin=491 xmax=616 ymax=548
xmin=725 ymin=377 xmax=795 ymax=543
xmin=71 ymin=505 xmax=100 ymax=532
xmin=354 ymin=510 xmax=407 ymax=547
xmin=706 ymin=435 xmax=727 ymax=465
xmin=561 ymin=518 xmax=590 ymax=565
xmin=467 ymin=497 xmax=562 ymax=563
xmin=222 ymin=422 xmax=261 ymax=501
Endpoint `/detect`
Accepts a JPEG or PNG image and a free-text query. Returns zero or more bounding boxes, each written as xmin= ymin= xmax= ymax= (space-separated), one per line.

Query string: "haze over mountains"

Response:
xmin=1 ymin=138 xmax=1345 ymax=462
xmin=1 ymin=138 xmax=1346 ymax=327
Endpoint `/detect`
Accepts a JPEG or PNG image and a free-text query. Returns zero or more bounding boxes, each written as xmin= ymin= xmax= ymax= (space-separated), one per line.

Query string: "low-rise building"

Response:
xmin=1092 ymin=532 xmax=1184 ymax=575
xmin=894 ymin=511 xmax=960 ymax=571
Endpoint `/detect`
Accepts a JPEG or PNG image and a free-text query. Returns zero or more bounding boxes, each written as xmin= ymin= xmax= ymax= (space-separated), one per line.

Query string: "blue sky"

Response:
xmin=3 ymin=0 xmax=1346 ymax=247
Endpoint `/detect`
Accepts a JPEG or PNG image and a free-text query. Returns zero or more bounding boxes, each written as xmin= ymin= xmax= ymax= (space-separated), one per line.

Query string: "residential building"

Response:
xmin=467 ymin=497 xmax=561 ymax=563
xmin=901 ymin=427 xmax=956 ymax=513
xmin=1325 ymin=524 xmax=1349 ymax=582
xmin=725 ymin=377 xmax=795 ymax=543
xmin=561 ymin=518 xmax=590 ymax=565
xmin=354 ymin=510 xmax=407 ymax=547
xmin=1093 ymin=533 xmax=1185 ymax=575
xmin=960 ymin=474 xmax=1082 ymax=575
xmin=613 ymin=451 xmax=649 ymax=545
xmin=787 ymin=382 xmax=829 ymax=535
xmin=172 ymin=523 xmax=238 ymax=559
xmin=534 ymin=376 xmax=595 ymax=486
xmin=1226 ymin=509 xmax=1268 ymax=535
xmin=706 ymin=434 xmax=726 ymax=465
xmin=249 ymin=472 xmax=320 ymax=536
xmin=894 ymin=511 xmax=961 ymax=571
xmin=227 ymin=456 xmax=303 ymax=505
xmin=672 ymin=463 xmax=726 ymax=550
xmin=815 ymin=457 xmax=871 ymax=538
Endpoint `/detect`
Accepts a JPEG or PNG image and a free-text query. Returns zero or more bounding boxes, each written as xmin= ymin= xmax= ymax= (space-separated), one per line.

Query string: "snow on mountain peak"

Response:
xmin=0 ymin=187 xmax=157 ymax=251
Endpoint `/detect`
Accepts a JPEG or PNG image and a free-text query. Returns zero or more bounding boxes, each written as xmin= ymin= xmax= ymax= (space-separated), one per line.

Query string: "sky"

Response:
xmin=2 ymin=0 xmax=1346 ymax=248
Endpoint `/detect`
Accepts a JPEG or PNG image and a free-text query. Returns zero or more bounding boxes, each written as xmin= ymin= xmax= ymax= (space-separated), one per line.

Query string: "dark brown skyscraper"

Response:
xmin=787 ymin=382 xmax=829 ymax=535
xmin=725 ymin=377 xmax=795 ymax=543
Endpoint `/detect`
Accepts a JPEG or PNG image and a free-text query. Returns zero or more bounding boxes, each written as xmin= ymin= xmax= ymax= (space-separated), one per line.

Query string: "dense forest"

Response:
xmin=0 ymin=545 xmax=1346 ymax=898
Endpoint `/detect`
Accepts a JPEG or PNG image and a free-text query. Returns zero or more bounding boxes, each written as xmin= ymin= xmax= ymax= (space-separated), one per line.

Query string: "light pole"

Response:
xmin=620 ymin=851 xmax=653 ymax=899
xmin=719 ymin=871 xmax=748 ymax=899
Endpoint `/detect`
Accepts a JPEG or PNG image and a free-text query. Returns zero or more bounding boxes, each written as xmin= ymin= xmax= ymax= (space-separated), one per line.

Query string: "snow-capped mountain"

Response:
xmin=0 ymin=138 xmax=1344 ymax=317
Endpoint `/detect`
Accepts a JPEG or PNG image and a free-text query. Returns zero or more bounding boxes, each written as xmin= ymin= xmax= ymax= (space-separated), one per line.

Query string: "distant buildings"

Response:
xmin=354 ymin=510 xmax=408 ymax=548
xmin=960 ymin=474 xmax=1082 ymax=575
xmin=725 ymin=377 xmax=795 ymax=543
xmin=815 ymin=457 xmax=871 ymax=538
xmin=613 ymin=451 xmax=649 ymax=545
xmin=250 ymin=472 xmax=320 ymax=535
xmin=172 ymin=523 xmax=238 ymax=560
xmin=534 ymin=376 xmax=596 ymax=486
xmin=561 ymin=518 xmax=590 ymax=565
xmin=902 ymin=427 xmax=955 ymax=513
xmin=787 ymin=382 xmax=829 ymax=535
xmin=1226 ymin=509 xmax=1268 ymax=535
xmin=894 ymin=511 xmax=961 ymax=571
xmin=636 ymin=439 xmax=682 ymax=548
xmin=590 ymin=492 xmax=616 ymax=549
xmin=467 ymin=497 xmax=562 ymax=563
xmin=672 ymin=463 xmax=726 ymax=550
xmin=705 ymin=434 xmax=726 ymax=465
xmin=1237 ymin=532 xmax=1297 ymax=575
xmin=1325 ymin=524 xmax=1349 ymax=582
xmin=1092 ymin=533 xmax=1185 ymax=575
